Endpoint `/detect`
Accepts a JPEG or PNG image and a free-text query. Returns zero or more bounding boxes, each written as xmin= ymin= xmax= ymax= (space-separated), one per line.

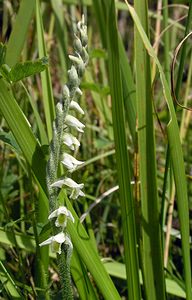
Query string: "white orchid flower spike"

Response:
xmin=48 ymin=206 xmax=74 ymax=228
xmin=50 ymin=177 xmax=85 ymax=199
xmin=39 ymin=232 xmax=66 ymax=254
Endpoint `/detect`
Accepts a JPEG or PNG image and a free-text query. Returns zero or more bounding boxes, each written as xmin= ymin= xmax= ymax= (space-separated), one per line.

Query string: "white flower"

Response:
xmin=61 ymin=153 xmax=84 ymax=172
xmin=63 ymin=133 xmax=80 ymax=150
xmin=65 ymin=115 xmax=85 ymax=133
xmin=50 ymin=177 xmax=85 ymax=199
xmin=48 ymin=206 xmax=74 ymax=228
xmin=70 ymin=100 xmax=84 ymax=115
xmin=39 ymin=232 xmax=66 ymax=254
xmin=69 ymin=54 xmax=84 ymax=66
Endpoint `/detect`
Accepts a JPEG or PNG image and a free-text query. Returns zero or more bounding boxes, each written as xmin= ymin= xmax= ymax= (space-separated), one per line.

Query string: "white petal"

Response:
xmin=63 ymin=134 xmax=74 ymax=150
xmin=67 ymin=210 xmax=75 ymax=223
xmin=61 ymin=153 xmax=84 ymax=171
xmin=63 ymin=133 xmax=80 ymax=151
xmin=48 ymin=206 xmax=69 ymax=220
xmin=63 ymin=178 xmax=84 ymax=189
xmin=65 ymin=235 xmax=73 ymax=250
xmin=75 ymin=87 xmax=83 ymax=96
xmin=50 ymin=177 xmax=84 ymax=189
xmin=54 ymin=232 xmax=66 ymax=244
xmin=65 ymin=115 xmax=85 ymax=133
xmin=50 ymin=179 xmax=66 ymax=188
xmin=39 ymin=236 xmax=53 ymax=247
xmin=69 ymin=54 xmax=83 ymax=65
xmin=58 ymin=206 xmax=70 ymax=215
xmin=61 ymin=154 xmax=74 ymax=170
xmin=63 ymin=85 xmax=70 ymax=99
xmin=79 ymin=190 xmax=85 ymax=197
xmin=70 ymin=101 xmax=84 ymax=115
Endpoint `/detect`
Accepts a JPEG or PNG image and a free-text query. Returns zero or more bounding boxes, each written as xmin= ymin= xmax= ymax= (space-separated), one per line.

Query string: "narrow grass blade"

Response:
xmin=104 ymin=1 xmax=141 ymax=298
xmin=66 ymin=198 xmax=121 ymax=300
xmin=118 ymin=35 xmax=136 ymax=144
xmin=0 ymin=261 xmax=23 ymax=299
xmin=92 ymin=1 xmax=136 ymax=143
xmin=5 ymin=0 xmax=35 ymax=66
xmin=133 ymin=1 xmax=166 ymax=299
xmin=51 ymin=0 xmax=68 ymax=82
xmin=35 ymin=0 xmax=55 ymax=141
xmin=103 ymin=261 xmax=186 ymax=299
xmin=71 ymin=248 xmax=98 ymax=300
xmin=126 ymin=3 xmax=192 ymax=299
xmin=19 ymin=82 xmax=48 ymax=145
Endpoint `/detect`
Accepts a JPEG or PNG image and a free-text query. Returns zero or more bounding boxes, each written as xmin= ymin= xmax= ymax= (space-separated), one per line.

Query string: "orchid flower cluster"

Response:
xmin=39 ymin=15 xmax=88 ymax=257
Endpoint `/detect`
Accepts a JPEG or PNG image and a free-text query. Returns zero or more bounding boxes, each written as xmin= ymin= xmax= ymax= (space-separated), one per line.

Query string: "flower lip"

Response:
xmin=65 ymin=115 xmax=85 ymax=133
xmin=48 ymin=206 xmax=75 ymax=228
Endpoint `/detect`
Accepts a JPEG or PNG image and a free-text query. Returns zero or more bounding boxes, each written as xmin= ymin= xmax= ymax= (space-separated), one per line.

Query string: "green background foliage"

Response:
xmin=0 ymin=0 xmax=191 ymax=299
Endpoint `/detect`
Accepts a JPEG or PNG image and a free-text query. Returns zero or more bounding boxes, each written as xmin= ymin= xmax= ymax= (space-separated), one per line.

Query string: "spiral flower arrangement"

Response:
xmin=39 ymin=15 xmax=88 ymax=297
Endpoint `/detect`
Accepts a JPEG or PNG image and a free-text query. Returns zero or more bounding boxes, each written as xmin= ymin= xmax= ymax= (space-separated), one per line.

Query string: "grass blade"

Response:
xmin=133 ymin=1 xmax=166 ymax=299
xmin=35 ymin=0 xmax=55 ymax=141
xmin=5 ymin=0 xmax=35 ymax=66
xmin=104 ymin=1 xmax=141 ymax=298
xmin=126 ymin=3 xmax=192 ymax=299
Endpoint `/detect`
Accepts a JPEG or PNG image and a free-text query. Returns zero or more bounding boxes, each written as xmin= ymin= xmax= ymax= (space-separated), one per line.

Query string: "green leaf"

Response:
xmin=103 ymin=261 xmax=186 ymax=299
xmin=9 ymin=57 xmax=48 ymax=82
xmin=104 ymin=1 xmax=141 ymax=299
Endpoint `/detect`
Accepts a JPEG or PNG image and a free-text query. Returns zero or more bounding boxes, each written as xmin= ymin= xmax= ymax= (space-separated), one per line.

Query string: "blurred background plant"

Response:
xmin=0 ymin=0 xmax=192 ymax=299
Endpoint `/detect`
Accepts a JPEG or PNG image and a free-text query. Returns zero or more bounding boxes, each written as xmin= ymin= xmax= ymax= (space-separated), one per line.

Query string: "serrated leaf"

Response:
xmin=9 ymin=57 xmax=49 ymax=82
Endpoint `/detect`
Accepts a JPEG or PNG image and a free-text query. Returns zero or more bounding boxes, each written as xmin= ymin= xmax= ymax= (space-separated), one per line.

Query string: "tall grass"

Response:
xmin=0 ymin=0 xmax=191 ymax=299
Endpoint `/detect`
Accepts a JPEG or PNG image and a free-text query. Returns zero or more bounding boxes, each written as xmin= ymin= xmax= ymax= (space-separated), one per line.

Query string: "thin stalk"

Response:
xmin=162 ymin=1 xmax=192 ymax=296
xmin=152 ymin=0 xmax=162 ymax=79
xmin=160 ymin=0 xmax=170 ymax=236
